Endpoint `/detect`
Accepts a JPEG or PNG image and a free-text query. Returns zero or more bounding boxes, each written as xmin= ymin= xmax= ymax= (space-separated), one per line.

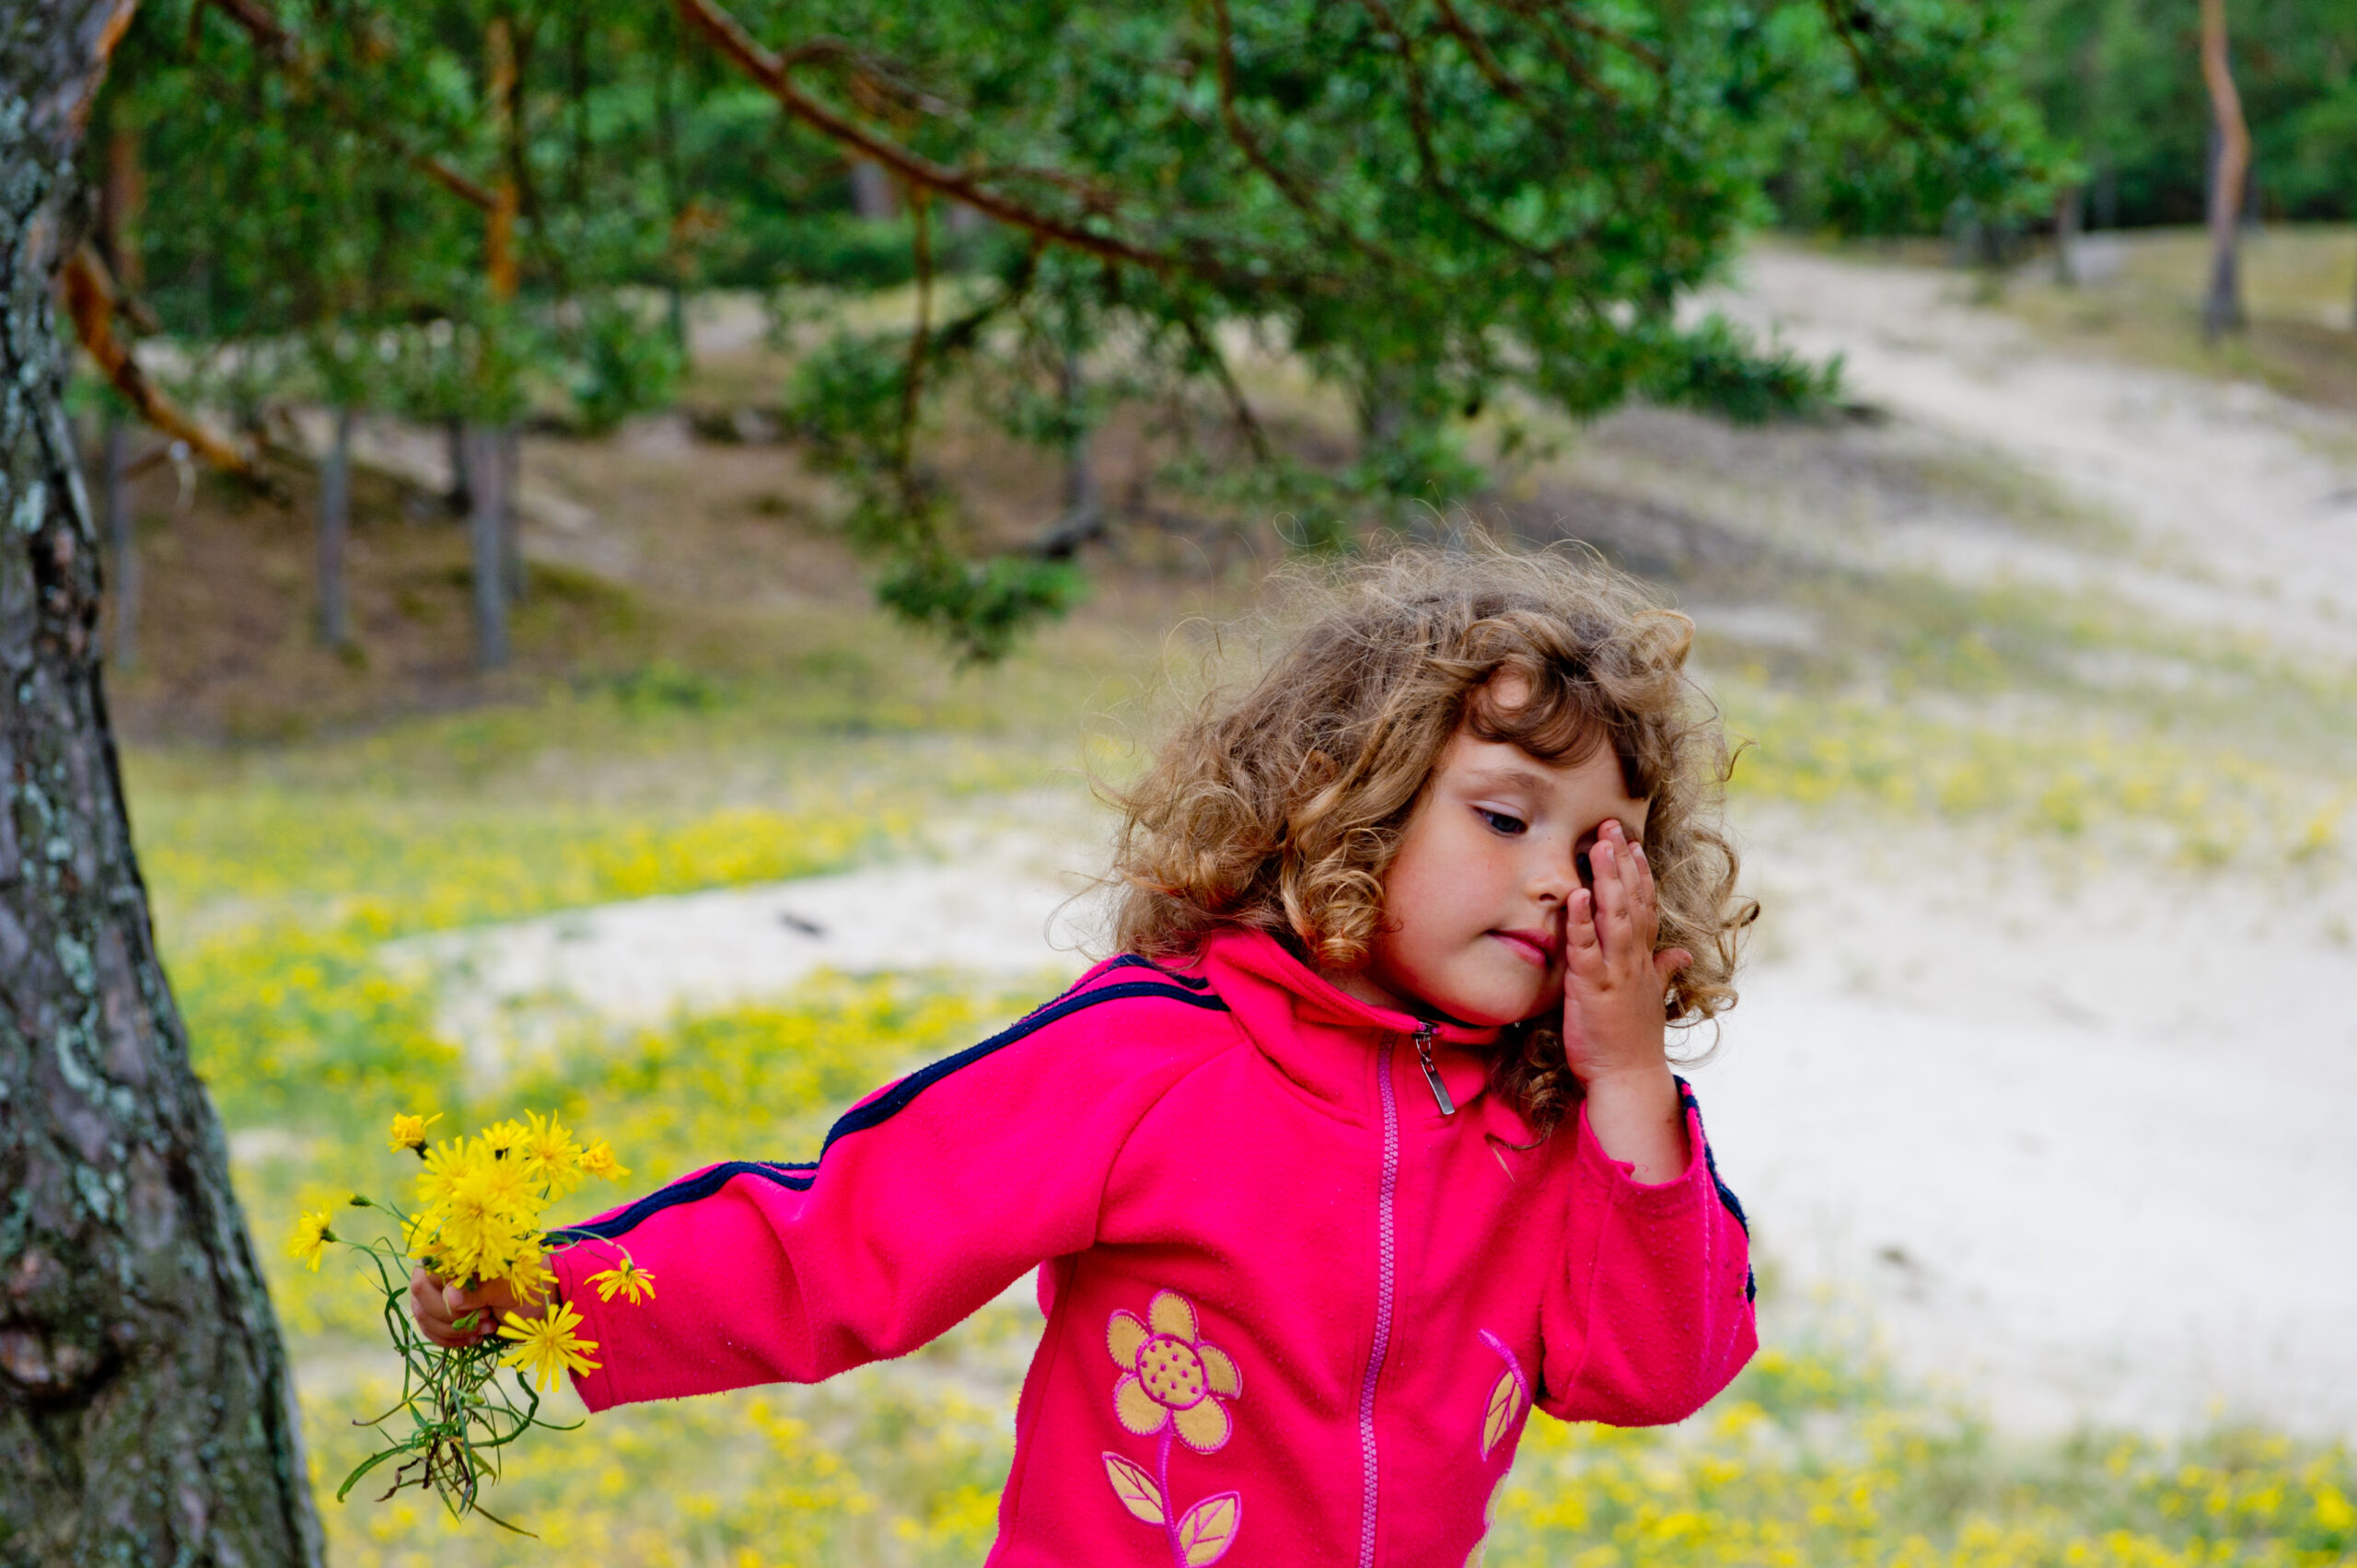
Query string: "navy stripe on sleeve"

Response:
xmin=552 ymin=977 xmax=1228 ymax=1245
xmin=1675 ymin=1075 xmax=1758 ymax=1304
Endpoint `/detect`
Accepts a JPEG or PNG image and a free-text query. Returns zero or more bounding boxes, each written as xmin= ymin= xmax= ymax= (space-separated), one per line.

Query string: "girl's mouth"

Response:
xmin=1489 ymin=928 xmax=1558 ymax=969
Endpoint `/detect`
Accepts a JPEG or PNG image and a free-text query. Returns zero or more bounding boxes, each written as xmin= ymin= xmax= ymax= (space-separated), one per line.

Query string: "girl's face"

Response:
xmin=1341 ymin=710 xmax=1651 ymax=1028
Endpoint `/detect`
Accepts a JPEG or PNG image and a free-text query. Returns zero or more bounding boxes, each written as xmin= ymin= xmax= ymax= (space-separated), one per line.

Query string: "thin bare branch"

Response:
xmin=1202 ymin=0 xmax=1406 ymax=271
xmin=1518 ymin=0 xmax=1664 ymax=75
xmin=1487 ymin=0 xmax=1627 ymax=104
xmin=196 ymin=0 xmax=500 ymax=212
xmin=68 ymin=1 xmax=141 ymax=135
xmin=675 ymin=0 xmax=1185 ymax=277
xmin=1428 ymin=0 xmax=1532 ymax=102
xmin=62 ymin=244 xmax=277 ymax=493
xmin=898 ymin=189 xmax=932 ymax=476
xmin=1812 ymin=0 xmax=1933 ymax=145
xmin=1178 ymin=314 xmax=1271 ymax=463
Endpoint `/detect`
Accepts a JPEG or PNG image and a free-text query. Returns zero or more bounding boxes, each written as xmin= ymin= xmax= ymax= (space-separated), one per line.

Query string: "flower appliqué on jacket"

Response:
xmin=1102 ymin=1289 xmax=1243 ymax=1565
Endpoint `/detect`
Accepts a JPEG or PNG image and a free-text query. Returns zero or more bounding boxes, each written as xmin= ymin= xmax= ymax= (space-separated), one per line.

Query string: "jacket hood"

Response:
xmin=1191 ymin=927 xmax=1504 ymax=1119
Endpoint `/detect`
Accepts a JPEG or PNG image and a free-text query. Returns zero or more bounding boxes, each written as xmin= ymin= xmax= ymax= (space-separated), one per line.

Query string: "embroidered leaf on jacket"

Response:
xmin=1101 ymin=1451 xmax=1167 ymax=1525
xmin=1481 ymin=1368 xmax=1522 ymax=1459
xmin=1177 ymin=1491 xmax=1242 ymax=1565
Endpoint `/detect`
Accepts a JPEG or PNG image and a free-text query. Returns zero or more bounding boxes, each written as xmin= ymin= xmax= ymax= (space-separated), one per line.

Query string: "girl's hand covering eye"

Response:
xmin=1558 ymin=819 xmax=1692 ymax=1090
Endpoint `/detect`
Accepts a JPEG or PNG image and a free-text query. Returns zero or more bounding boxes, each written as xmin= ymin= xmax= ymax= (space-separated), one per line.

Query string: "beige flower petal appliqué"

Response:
xmin=1108 ymin=1309 xmax=1149 ymax=1370
xmin=1173 ymin=1393 xmax=1233 ymax=1453
xmin=1115 ymin=1372 xmax=1169 ymax=1436
xmin=1198 ymin=1342 xmax=1242 ymax=1400
xmin=1148 ymin=1289 xmax=1198 ymax=1342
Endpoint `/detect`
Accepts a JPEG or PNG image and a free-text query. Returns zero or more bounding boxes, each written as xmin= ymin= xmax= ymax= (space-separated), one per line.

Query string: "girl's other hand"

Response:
xmin=408 ymin=1267 xmax=528 ymax=1349
xmin=1562 ymin=819 xmax=1693 ymax=1180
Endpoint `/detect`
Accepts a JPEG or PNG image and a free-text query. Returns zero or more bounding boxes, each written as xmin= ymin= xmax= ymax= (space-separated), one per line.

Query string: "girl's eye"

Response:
xmin=1476 ymin=808 xmax=1527 ymax=836
xmin=1574 ymin=851 xmax=1594 ymax=888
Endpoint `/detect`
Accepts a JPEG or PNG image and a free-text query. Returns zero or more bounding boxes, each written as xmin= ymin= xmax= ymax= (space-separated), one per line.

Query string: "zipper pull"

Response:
xmin=1413 ymin=1022 xmax=1456 ymax=1116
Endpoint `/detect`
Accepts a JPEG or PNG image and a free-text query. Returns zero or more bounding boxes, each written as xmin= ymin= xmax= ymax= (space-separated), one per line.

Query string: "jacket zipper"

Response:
xmin=1413 ymin=1021 xmax=1455 ymax=1115
xmin=1356 ymin=1032 xmax=1403 ymax=1568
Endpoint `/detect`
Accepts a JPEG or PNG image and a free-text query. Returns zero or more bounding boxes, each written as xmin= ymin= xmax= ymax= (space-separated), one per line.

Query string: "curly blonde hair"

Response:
xmin=1108 ymin=546 xmax=1752 ymax=1138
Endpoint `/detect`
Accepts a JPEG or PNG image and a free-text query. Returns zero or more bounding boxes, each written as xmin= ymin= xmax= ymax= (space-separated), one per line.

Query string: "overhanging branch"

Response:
xmin=196 ymin=0 xmax=498 ymax=212
xmin=675 ymin=0 xmax=1183 ymax=277
xmin=62 ymin=244 xmax=277 ymax=494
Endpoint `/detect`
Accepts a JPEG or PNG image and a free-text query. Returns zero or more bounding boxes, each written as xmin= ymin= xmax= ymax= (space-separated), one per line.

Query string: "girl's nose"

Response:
xmin=1528 ymin=836 xmax=1585 ymax=903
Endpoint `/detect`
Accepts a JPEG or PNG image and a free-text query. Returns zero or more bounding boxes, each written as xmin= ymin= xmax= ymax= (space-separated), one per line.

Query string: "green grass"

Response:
xmin=2002 ymin=225 xmax=2357 ymax=411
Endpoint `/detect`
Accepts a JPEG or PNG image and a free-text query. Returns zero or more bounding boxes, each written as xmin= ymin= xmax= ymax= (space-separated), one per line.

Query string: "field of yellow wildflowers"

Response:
xmin=129 ymin=491 xmax=2356 ymax=1564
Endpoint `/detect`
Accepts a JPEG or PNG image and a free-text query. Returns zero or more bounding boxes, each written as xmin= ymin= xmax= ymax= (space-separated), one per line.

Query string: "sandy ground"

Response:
xmin=409 ymin=250 xmax=2357 ymax=1440
xmin=1709 ymin=248 xmax=2357 ymax=658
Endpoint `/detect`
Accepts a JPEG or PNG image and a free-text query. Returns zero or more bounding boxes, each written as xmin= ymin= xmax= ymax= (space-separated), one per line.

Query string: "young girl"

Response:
xmin=413 ymin=549 xmax=1758 ymax=1567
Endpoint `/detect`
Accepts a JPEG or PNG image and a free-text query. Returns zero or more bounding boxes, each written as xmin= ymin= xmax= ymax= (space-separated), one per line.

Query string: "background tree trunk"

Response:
xmin=2053 ymin=185 xmax=2082 ymax=286
xmin=0 ymin=10 xmax=325 ymax=1565
xmin=498 ymin=424 xmax=525 ymax=604
xmin=443 ymin=414 xmax=471 ymax=517
xmin=467 ymin=422 xmax=510 ymax=668
xmin=2200 ymin=0 xmax=2250 ymax=341
xmin=318 ymin=406 xmax=352 ymax=648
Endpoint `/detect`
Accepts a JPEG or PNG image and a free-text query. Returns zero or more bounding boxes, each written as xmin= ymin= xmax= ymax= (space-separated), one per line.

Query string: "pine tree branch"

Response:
xmin=61 ymin=243 xmax=282 ymax=496
xmin=674 ymin=0 xmax=1188 ymax=278
xmin=195 ymin=0 xmax=499 ymax=212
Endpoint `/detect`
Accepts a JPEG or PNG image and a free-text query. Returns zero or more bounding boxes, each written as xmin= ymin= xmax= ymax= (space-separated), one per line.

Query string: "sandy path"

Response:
xmin=1712 ymin=248 xmax=2357 ymax=658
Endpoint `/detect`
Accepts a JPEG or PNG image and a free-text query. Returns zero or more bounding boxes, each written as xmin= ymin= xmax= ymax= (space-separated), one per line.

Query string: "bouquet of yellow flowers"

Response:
xmin=289 ymin=1109 xmax=648 ymax=1533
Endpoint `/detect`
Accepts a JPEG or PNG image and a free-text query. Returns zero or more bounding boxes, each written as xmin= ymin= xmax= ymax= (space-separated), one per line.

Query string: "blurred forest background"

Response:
xmin=6 ymin=0 xmax=2357 ymax=1563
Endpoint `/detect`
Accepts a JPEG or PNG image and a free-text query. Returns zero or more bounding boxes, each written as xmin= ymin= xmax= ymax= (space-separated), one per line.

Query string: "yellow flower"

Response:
xmin=499 ymin=1300 xmax=600 ymax=1392
xmin=1108 ymin=1289 xmax=1240 ymax=1453
xmin=518 ymin=1111 xmax=585 ymax=1199
xmin=587 ymin=1259 xmax=657 ymax=1305
xmin=287 ymin=1209 xmax=336 ymax=1272
xmin=386 ymin=1111 xmax=442 ymax=1156
xmin=579 ymin=1141 xmax=630 ymax=1181
xmin=497 ymin=1247 xmax=558 ymax=1305
xmin=415 ymin=1136 xmax=484 ymax=1214
xmin=480 ymin=1118 xmax=528 ymax=1159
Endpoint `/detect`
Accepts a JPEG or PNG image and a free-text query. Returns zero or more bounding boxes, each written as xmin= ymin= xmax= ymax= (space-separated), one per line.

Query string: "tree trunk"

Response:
xmin=318 ymin=406 xmax=352 ymax=648
xmin=0 ymin=12 xmax=325 ymax=1566
xmin=466 ymin=423 xmax=510 ymax=668
xmin=2200 ymin=0 xmax=2249 ymax=342
xmin=497 ymin=424 xmax=524 ymax=604
xmin=444 ymin=413 xmax=471 ymax=517
xmin=102 ymin=412 xmax=136 ymax=671
xmin=849 ymin=159 xmax=898 ymax=220
xmin=2053 ymin=185 xmax=2081 ymax=287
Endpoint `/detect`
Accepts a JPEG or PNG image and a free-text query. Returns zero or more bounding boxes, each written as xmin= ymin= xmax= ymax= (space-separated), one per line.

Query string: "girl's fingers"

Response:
xmin=1563 ymin=888 xmax=1603 ymax=973
xmin=1590 ymin=835 xmax=1633 ymax=954
xmin=1629 ymin=842 xmax=1663 ymax=944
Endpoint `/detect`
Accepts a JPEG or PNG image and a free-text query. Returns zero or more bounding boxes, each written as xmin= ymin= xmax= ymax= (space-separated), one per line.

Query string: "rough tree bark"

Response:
xmin=2199 ymin=0 xmax=2250 ymax=342
xmin=101 ymin=412 xmax=136 ymax=671
xmin=0 ymin=9 xmax=325 ymax=1566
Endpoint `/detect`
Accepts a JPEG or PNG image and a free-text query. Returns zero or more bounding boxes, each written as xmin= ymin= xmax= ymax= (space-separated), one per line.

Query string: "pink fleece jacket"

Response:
xmin=550 ymin=928 xmax=1756 ymax=1567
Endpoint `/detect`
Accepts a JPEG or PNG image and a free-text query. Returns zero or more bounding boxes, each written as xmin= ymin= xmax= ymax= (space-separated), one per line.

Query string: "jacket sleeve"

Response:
xmin=545 ymin=973 xmax=1225 ymax=1411
xmin=1535 ymin=1077 xmax=1758 ymax=1427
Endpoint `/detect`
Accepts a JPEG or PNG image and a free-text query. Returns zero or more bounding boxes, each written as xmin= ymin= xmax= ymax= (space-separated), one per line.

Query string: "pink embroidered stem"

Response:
xmin=1157 ymin=1425 xmax=1182 ymax=1565
xmin=1477 ymin=1328 xmax=1531 ymax=1409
